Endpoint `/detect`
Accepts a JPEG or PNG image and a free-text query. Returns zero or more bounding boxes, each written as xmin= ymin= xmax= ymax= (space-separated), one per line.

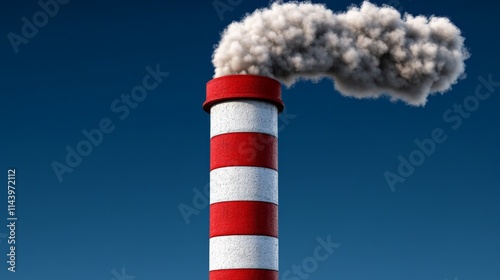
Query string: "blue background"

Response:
xmin=0 ymin=0 xmax=499 ymax=279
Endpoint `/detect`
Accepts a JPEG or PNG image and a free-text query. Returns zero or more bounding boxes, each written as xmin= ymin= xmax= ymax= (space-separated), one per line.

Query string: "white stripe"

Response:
xmin=210 ymin=235 xmax=278 ymax=271
xmin=210 ymin=166 xmax=278 ymax=205
xmin=210 ymin=100 xmax=278 ymax=138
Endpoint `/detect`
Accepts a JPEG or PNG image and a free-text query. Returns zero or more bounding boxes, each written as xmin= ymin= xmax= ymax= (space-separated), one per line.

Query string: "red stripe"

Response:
xmin=210 ymin=269 xmax=278 ymax=280
xmin=210 ymin=201 xmax=278 ymax=238
xmin=210 ymin=132 xmax=277 ymax=171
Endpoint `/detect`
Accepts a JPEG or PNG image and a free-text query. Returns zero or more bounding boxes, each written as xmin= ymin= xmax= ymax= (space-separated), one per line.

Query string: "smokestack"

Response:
xmin=204 ymin=2 xmax=468 ymax=279
xmin=203 ymin=75 xmax=283 ymax=280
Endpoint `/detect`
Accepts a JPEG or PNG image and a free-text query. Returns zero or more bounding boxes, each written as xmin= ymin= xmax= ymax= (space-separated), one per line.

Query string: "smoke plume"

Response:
xmin=212 ymin=1 xmax=469 ymax=106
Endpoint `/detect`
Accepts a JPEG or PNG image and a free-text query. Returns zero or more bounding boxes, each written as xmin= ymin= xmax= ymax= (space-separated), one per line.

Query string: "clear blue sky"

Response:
xmin=0 ymin=0 xmax=499 ymax=279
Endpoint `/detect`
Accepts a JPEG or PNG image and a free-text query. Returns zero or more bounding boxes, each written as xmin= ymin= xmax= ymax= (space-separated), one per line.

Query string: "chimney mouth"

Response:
xmin=203 ymin=74 xmax=284 ymax=113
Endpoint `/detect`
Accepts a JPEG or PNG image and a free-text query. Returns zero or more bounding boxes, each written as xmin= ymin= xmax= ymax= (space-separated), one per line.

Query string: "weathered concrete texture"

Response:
xmin=211 ymin=100 xmax=278 ymax=138
xmin=210 ymin=166 xmax=278 ymax=205
xmin=209 ymin=132 xmax=278 ymax=171
xmin=210 ymin=201 xmax=278 ymax=237
xmin=209 ymin=235 xmax=279 ymax=271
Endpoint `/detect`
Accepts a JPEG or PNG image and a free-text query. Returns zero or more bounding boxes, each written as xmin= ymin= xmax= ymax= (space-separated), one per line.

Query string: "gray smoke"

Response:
xmin=212 ymin=1 xmax=469 ymax=106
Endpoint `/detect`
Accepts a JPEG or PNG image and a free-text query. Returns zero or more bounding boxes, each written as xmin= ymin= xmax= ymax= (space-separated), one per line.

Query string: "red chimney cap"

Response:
xmin=203 ymin=74 xmax=284 ymax=113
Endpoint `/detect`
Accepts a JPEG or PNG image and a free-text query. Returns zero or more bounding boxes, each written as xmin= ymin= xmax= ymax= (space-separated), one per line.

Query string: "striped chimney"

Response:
xmin=203 ymin=75 xmax=284 ymax=280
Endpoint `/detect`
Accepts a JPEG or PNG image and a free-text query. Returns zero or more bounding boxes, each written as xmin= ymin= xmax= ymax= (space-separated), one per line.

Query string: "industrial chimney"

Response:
xmin=203 ymin=75 xmax=284 ymax=280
